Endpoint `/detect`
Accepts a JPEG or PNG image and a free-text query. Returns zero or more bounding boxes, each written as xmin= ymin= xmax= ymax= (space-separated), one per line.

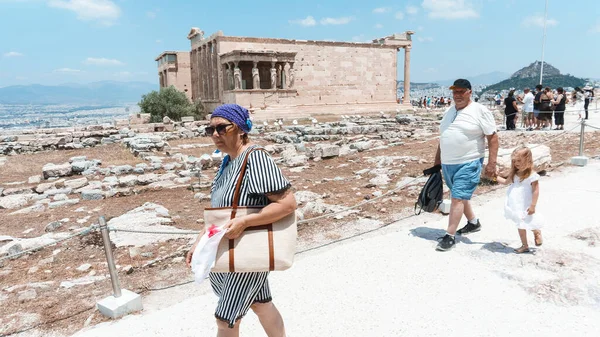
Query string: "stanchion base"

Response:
xmin=570 ymin=156 xmax=589 ymax=167
xmin=96 ymin=289 xmax=143 ymax=319
xmin=439 ymin=199 xmax=452 ymax=215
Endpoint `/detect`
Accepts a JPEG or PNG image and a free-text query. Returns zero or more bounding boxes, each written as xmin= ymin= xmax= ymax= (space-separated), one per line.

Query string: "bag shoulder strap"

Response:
xmin=231 ymin=146 xmax=268 ymax=211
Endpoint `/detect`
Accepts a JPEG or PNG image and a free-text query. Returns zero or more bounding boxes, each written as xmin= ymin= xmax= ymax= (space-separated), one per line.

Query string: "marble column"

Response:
xmin=403 ymin=46 xmax=411 ymax=106
xmin=196 ymin=48 xmax=203 ymax=100
xmin=212 ymin=40 xmax=219 ymax=101
xmin=207 ymin=42 xmax=213 ymax=100
xmin=199 ymin=46 xmax=204 ymax=99
xmin=202 ymin=45 xmax=209 ymax=99
xmin=252 ymin=61 xmax=260 ymax=90
xmin=288 ymin=62 xmax=295 ymax=89
xmin=270 ymin=62 xmax=277 ymax=89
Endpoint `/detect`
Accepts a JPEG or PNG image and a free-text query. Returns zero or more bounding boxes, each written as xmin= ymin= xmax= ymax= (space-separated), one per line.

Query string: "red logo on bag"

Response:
xmin=207 ymin=225 xmax=220 ymax=238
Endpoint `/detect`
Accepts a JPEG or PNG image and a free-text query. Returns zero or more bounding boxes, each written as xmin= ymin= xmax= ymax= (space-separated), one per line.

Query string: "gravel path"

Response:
xmin=72 ymin=160 xmax=600 ymax=337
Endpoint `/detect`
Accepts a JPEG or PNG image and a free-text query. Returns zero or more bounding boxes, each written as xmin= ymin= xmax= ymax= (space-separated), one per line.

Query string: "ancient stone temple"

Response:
xmin=158 ymin=28 xmax=413 ymax=117
xmin=155 ymin=51 xmax=193 ymax=101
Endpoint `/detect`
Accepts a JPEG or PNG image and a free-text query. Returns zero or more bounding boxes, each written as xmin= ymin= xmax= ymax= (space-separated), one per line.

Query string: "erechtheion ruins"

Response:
xmin=157 ymin=28 xmax=413 ymax=117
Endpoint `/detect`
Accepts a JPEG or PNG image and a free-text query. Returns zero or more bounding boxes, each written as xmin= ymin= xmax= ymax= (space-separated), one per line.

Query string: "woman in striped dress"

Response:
xmin=186 ymin=104 xmax=296 ymax=337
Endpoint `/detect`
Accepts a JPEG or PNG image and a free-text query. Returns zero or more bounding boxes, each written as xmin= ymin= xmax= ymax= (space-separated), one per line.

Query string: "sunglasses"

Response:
xmin=205 ymin=123 xmax=233 ymax=136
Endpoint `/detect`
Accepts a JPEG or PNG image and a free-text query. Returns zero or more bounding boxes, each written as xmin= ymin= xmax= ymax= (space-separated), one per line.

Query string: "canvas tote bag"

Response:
xmin=207 ymin=148 xmax=297 ymax=273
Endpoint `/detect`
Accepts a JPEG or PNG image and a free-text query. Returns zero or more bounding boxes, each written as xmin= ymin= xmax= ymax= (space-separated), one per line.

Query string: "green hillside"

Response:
xmin=481 ymin=75 xmax=586 ymax=94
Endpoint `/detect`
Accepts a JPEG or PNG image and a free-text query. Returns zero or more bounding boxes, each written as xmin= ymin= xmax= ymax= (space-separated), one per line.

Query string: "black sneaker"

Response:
xmin=436 ymin=234 xmax=456 ymax=251
xmin=457 ymin=220 xmax=482 ymax=235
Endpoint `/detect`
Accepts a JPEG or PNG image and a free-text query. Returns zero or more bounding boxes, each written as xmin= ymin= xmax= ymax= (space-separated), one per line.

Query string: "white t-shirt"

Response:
xmin=522 ymin=92 xmax=534 ymax=112
xmin=439 ymin=102 xmax=497 ymax=165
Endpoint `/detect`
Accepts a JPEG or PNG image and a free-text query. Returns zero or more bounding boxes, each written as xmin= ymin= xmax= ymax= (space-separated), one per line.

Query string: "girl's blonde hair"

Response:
xmin=508 ymin=146 xmax=534 ymax=182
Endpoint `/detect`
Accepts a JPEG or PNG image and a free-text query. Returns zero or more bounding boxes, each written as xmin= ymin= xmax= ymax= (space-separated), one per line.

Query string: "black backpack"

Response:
xmin=414 ymin=171 xmax=444 ymax=215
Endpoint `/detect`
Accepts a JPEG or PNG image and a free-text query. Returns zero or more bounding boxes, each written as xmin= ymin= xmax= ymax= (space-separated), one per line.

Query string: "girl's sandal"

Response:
xmin=533 ymin=231 xmax=543 ymax=246
xmin=514 ymin=246 xmax=530 ymax=254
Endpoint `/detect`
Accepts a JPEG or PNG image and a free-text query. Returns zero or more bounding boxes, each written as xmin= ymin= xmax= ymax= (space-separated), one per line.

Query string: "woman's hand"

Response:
xmin=527 ymin=205 xmax=536 ymax=215
xmin=186 ymin=239 xmax=200 ymax=267
xmin=223 ymin=217 xmax=248 ymax=239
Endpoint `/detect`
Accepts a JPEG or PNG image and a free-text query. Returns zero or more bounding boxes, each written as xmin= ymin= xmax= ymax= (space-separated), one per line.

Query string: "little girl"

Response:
xmin=496 ymin=146 xmax=543 ymax=253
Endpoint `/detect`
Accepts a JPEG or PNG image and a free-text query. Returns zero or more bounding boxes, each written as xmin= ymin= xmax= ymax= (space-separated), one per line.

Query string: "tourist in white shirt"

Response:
xmin=521 ymin=88 xmax=535 ymax=131
xmin=423 ymin=79 xmax=499 ymax=251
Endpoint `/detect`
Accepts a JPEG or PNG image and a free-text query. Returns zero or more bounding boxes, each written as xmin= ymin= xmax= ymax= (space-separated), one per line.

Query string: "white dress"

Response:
xmin=504 ymin=172 xmax=543 ymax=230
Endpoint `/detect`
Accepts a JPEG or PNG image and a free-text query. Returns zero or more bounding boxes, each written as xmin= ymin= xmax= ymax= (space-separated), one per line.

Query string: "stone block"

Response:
xmin=42 ymin=163 xmax=72 ymax=180
xmin=570 ymin=156 xmax=588 ymax=167
xmin=81 ymin=190 xmax=104 ymax=200
xmin=439 ymin=199 xmax=452 ymax=214
xmin=48 ymin=199 xmax=80 ymax=209
xmin=96 ymin=289 xmax=143 ymax=319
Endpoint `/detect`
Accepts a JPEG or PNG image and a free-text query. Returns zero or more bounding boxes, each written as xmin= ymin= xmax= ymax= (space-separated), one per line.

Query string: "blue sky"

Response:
xmin=1 ymin=0 xmax=599 ymax=87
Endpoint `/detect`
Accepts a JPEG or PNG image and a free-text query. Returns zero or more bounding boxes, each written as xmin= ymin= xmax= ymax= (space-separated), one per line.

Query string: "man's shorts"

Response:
xmin=442 ymin=158 xmax=484 ymax=200
xmin=533 ymin=109 xmax=540 ymax=118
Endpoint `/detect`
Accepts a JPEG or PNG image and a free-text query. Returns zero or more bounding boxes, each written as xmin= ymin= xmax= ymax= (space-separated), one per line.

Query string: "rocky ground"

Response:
xmin=1 ymin=109 xmax=600 ymax=336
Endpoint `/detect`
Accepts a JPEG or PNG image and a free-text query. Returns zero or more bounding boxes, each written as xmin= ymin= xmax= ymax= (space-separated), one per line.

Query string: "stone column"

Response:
xmin=281 ymin=63 xmax=288 ymax=89
xmin=252 ymin=61 xmax=260 ymax=90
xmin=288 ymin=62 xmax=295 ymax=89
xmin=226 ymin=63 xmax=233 ymax=90
xmin=200 ymin=46 xmax=206 ymax=99
xmin=212 ymin=40 xmax=219 ymax=101
xmin=270 ymin=62 xmax=277 ymax=89
xmin=233 ymin=62 xmax=242 ymax=90
xmin=207 ymin=42 xmax=213 ymax=100
xmin=196 ymin=47 xmax=206 ymax=99
xmin=403 ymin=46 xmax=411 ymax=106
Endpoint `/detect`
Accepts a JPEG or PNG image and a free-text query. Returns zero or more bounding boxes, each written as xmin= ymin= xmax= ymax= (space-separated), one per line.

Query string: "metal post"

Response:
xmin=578 ymin=119 xmax=586 ymax=157
xmin=99 ymin=216 xmax=122 ymax=298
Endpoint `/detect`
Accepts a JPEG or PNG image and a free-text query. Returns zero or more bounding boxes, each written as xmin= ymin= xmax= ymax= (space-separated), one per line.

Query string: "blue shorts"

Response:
xmin=533 ymin=109 xmax=540 ymax=117
xmin=442 ymin=158 xmax=484 ymax=200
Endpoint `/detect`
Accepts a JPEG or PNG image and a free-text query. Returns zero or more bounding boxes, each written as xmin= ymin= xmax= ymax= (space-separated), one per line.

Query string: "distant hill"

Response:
xmin=397 ymin=81 xmax=440 ymax=90
xmin=0 ymin=81 xmax=157 ymax=104
xmin=480 ymin=61 xmax=586 ymax=95
xmin=434 ymin=71 xmax=511 ymax=86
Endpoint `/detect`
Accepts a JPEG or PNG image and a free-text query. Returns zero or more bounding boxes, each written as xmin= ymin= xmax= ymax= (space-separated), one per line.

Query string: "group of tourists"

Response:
xmin=427 ymin=79 xmax=543 ymax=253
xmin=416 ymin=96 xmax=452 ymax=109
xmin=184 ymin=79 xmax=558 ymax=335
xmin=503 ymin=85 xmax=594 ymax=131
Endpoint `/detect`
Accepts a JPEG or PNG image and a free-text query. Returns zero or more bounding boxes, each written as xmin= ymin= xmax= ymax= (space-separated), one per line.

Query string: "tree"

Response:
xmin=138 ymin=86 xmax=207 ymax=122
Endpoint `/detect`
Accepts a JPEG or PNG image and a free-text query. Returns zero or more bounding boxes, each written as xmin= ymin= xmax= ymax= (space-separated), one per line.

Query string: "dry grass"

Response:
xmin=0 ymin=144 xmax=144 ymax=184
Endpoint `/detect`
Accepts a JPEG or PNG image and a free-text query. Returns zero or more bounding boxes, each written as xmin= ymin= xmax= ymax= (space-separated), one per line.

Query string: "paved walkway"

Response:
xmin=72 ymin=159 xmax=600 ymax=337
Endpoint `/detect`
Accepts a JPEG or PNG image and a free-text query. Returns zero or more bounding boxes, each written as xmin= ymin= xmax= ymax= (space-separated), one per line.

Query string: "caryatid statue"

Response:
xmin=226 ymin=64 xmax=234 ymax=90
xmin=252 ymin=62 xmax=260 ymax=90
xmin=270 ymin=67 xmax=277 ymax=89
xmin=233 ymin=66 xmax=242 ymax=90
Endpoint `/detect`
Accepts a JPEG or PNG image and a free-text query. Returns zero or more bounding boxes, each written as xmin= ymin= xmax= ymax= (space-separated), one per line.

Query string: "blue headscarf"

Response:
xmin=211 ymin=104 xmax=253 ymax=133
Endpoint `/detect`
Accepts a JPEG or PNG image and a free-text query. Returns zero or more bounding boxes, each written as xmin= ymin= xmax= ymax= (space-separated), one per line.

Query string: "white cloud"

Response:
xmin=54 ymin=68 xmax=81 ymax=73
xmin=320 ymin=17 xmax=353 ymax=25
xmin=289 ymin=16 xmax=317 ymax=27
xmin=372 ymin=7 xmax=391 ymax=13
xmin=4 ymin=51 xmax=23 ymax=57
xmin=406 ymin=5 xmax=419 ymax=15
xmin=590 ymin=22 xmax=600 ymax=34
xmin=417 ymin=36 xmax=434 ymax=42
xmin=395 ymin=11 xmax=404 ymax=20
xmin=83 ymin=57 xmax=124 ymax=66
xmin=48 ymin=0 xmax=121 ymax=26
xmin=146 ymin=11 xmax=156 ymax=19
xmin=374 ymin=23 xmax=384 ymax=29
xmin=521 ymin=14 xmax=558 ymax=28
xmin=422 ymin=0 xmax=479 ymax=20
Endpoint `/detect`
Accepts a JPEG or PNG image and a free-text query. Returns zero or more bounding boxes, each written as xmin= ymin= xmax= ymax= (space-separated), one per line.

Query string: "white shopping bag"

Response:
xmin=191 ymin=225 xmax=227 ymax=284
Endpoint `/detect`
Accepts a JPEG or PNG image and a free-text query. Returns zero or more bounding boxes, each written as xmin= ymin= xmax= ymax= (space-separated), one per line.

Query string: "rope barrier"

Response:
xmin=585 ymin=123 xmax=600 ymax=131
xmin=0 ymin=225 xmax=99 ymax=262
xmin=108 ymin=227 xmax=200 ymax=235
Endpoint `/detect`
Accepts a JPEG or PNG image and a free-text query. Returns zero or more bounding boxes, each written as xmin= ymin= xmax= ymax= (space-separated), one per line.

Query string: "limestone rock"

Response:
xmin=28 ymin=175 xmax=42 ymax=184
xmin=17 ymin=289 xmax=37 ymax=302
xmin=107 ymin=202 xmax=178 ymax=247
xmin=9 ymin=203 xmax=45 ymax=215
xmin=76 ymin=263 xmax=92 ymax=272
xmin=1 ymin=187 xmax=33 ymax=196
xmin=42 ymin=163 xmax=72 ymax=179
xmin=44 ymin=221 xmax=63 ymax=232
xmin=81 ymin=190 xmax=104 ymax=200
xmin=0 ymin=194 xmax=35 ymax=209
xmin=64 ymin=177 xmax=88 ymax=189
xmin=294 ymin=191 xmax=323 ymax=205
xmin=48 ymin=198 xmax=80 ymax=209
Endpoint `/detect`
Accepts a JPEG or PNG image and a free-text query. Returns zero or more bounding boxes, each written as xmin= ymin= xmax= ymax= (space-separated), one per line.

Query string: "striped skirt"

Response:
xmin=209 ymin=271 xmax=272 ymax=328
